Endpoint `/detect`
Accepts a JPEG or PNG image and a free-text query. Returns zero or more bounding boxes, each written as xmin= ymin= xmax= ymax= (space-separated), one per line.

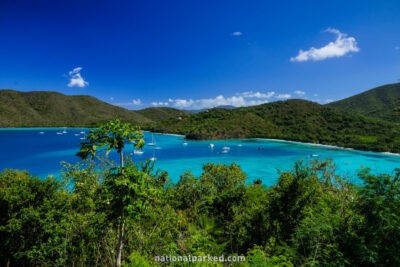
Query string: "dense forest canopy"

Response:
xmin=1 ymin=158 xmax=400 ymax=266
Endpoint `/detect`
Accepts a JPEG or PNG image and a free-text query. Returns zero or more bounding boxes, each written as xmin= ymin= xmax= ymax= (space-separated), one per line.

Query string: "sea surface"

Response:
xmin=1 ymin=128 xmax=400 ymax=185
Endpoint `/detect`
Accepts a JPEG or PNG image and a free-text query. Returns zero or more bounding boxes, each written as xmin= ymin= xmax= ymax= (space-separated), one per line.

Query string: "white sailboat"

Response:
xmin=209 ymin=143 xmax=214 ymax=148
xmin=149 ymin=149 xmax=156 ymax=161
xmin=148 ymin=133 xmax=156 ymax=146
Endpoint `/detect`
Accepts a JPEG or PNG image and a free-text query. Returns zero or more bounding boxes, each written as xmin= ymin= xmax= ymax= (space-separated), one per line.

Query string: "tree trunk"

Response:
xmin=120 ymin=150 xmax=124 ymax=174
xmin=115 ymin=217 xmax=125 ymax=267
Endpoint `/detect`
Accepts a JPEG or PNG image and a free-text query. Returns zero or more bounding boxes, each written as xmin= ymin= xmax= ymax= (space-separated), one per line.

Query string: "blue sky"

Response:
xmin=0 ymin=0 xmax=399 ymax=110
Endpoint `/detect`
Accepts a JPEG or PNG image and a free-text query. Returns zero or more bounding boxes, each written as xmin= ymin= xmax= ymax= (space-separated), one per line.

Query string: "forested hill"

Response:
xmin=328 ymin=82 xmax=400 ymax=122
xmin=151 ymin=99 xmax=400 ymax=152
xmin=0 ymin=90 xmax=184 ymax=127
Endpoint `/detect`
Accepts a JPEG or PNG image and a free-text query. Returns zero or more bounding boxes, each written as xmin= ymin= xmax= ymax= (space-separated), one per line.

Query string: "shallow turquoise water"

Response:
xmin=1 ymin=128 xmax=400 ymax=185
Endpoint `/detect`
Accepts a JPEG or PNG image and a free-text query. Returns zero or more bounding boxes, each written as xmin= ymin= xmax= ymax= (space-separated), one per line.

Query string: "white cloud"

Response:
xmin=132 ymin=99 xmax=141 ymax=105
xmin=290 ymin=28 xmax=359 ymax=62
xmin=275 ymin=94 xmax=291 ymax=99
xmin=113 ymin=99 xmax=142 ymax=107
xmin=324 ymin=99 xmax=334 ymax=103
xmin=165 ymin=91 xmax=284 ymax=109
xmin=232 ymin=31 xmax=243 ymax=36
xmin=110 ymin=97 xmax=114 ymax=101
xmin=313 ymin=94 xmax=318 ymax=97
xmin=67 ymin=67 xmax=89 ymax=88
xmin=152 ymin=101 xmax=169 ymax=106
xmin=238 ymin=91 xmax=275 ymax=99
xmin=294 ymin=90 xmax=305 ymax=96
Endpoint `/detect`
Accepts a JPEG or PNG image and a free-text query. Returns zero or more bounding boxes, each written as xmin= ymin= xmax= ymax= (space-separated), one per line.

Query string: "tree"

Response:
xmin=77 ymin=119 xmax=145 ymax=172
xmin=77 ymin=119 xmax=145 ymax=267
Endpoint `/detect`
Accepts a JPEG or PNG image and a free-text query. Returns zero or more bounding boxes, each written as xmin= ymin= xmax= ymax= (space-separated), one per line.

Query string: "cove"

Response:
xmin=1 ymin=128 xmax=400 ymax=185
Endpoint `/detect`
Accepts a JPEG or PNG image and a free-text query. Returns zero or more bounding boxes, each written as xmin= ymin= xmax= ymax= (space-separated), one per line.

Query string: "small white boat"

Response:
xmin=134 ymin=150 xmax=144 ymax=155
xmin=39 ymin=132 xmax=45 ymax=134
xmin=80 ymin=131 xmax=85 ymax=134
xmin=80 ymin=137 xmax=86 ymax=140
xmin=154 ymin=146 xmax=162 ymax=150
xmin=237 ymin=144 xmax=243 ymax=147
xmin=222 ymin=146 xmax=230 ymax=150
xmin=209 ymin=144 xmax=214 ymax=148
xmin=62 ymin=130 xmax=67 ymax=134
xmin=221 ymin=150 xmax=229 ymax=153
xmin=183 ymin=142 xmax=188 ymax=145
xmin=56 ymin=132 xmax=63 ymax=135
xmin=311 ymin=154 xmax=319 ymax=157
xmin=74 ymin=133 xmax=80 ymax=136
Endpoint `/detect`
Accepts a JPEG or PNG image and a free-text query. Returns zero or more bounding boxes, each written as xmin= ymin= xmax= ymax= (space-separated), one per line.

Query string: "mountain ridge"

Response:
xmin=327 ymin=83 xmax=400 ymax=122
xmin=0 ymin=89 xmax=185 ymax=127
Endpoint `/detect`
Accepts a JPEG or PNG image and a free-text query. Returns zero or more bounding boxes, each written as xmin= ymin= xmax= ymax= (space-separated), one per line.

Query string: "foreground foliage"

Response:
xmin=1 ymin=158 xmax=400 ymax=266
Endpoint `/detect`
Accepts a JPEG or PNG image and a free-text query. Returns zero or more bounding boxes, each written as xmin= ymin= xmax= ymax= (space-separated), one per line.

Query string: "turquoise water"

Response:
xmin=1 ymin=128 xmax=400 ymax=185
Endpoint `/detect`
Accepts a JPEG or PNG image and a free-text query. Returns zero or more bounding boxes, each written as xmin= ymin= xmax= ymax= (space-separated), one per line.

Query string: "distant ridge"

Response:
xmin=185 ymin=105 xmax=236 ymax=113
xmin=0 ymin=90 xmax=184 ymax=127
xmin=328 ymin=83 xmax=400 ymax=122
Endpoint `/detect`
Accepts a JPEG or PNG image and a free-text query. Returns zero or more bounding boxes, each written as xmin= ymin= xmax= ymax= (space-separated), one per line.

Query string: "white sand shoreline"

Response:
xmin=143 ymin=130 xmax=185 ymax=137
xmin=256 ymin=138 xmax=400 ymax=157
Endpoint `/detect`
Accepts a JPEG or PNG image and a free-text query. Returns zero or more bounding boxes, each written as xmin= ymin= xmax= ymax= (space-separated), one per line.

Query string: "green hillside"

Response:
xmin=328 ymin=83 xmax=400 ymax=122
xmin=0 ymin=90 xmax=184 ymax=127
xmin=151 ymin=99 xmax=400 ymax=152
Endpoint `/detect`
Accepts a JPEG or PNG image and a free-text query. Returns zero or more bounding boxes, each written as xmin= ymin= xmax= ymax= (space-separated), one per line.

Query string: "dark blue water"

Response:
xmin=1 ymin=128 xmax=400 ymax=185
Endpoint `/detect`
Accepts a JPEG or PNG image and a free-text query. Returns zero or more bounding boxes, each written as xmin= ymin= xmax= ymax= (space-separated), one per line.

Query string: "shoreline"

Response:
xmin=143 ymin=130 xmax=185 ymax=137
xmin=256 ymin=138 xmax=400 ymax=157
